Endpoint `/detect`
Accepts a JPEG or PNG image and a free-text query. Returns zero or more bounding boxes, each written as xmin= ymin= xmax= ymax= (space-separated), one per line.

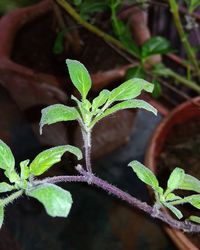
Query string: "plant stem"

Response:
xmin=36 ymin=167 xmax=200 ymax=233
xmin=169 ymin=0 xmax=200 ymax=80
xmin=0 ymin=190 xmax=23 ymax=207
xmin=56 ymin=0 xmax=130 ymax=54
xmin=164 ymin=69 xmax=200 ymax=94
xmin=81 ymin=129 xmax=92 ymax=173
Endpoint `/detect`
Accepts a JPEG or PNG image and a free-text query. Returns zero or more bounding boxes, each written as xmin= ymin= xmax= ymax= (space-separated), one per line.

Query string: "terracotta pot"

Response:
xmin=0 ymin=0 xmax=138 ymax=158
xmin=145 ymin=97 xmax=200 ymax=250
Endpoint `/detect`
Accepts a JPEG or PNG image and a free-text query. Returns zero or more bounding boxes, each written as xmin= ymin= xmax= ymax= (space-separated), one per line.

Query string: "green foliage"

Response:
xmin=129 ymin=161 xmax=200 ymax=219
xmin=40 ymin=60 xmax=157 ymax=131
xmin=188 ymin=215 xmax=200 ymax=224
xmin=0 ymin=0 xmax=38 ymax=14
xmin=166 ymin=167 xmax=185 ymax=193
xmin=152 ymin=80 xmax=162 ymax=98
xmin=72 ymin=0 xmax=108 ymax=21
xmin=125 ymin=66 xmax=146 ymax=80
xmin=66 ymin=59 xmax=92 ymax=100
xmin=40 ymin=104 xmax=80 ymax=134
xmin=141 ymin=37 xmax=173 ymax=61
xmin=129 ymin=161 xmax=160 ymax=192
xmin=184 ymin=0 xmax=200 ymax=13
xmin=30 ymin=145 xmax=82 ymax=176
xmin=26 ymin=184 xmax=73 ymax=217
xmin=0 ymin=182 xmax=14 ymax=193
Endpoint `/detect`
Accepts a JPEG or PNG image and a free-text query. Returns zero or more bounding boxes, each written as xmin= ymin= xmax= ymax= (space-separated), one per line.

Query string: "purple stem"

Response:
xmin=34 ymin=166 xmax=200 ymax=233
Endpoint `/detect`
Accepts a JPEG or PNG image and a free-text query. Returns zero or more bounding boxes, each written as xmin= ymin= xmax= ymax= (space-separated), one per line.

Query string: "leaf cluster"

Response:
xmin=129 ymin=161 xmax=200 ymax=223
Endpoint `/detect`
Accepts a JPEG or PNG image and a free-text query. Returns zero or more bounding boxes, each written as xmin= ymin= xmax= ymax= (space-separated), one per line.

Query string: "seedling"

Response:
xmin=0 ymin=60 xmax=200 ymax=233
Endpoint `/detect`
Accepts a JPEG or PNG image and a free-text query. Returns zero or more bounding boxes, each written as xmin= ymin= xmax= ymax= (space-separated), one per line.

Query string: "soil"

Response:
xmin=11 ymin=11 xmax=127 ymax=77
xmin=157 ymin=117 xmax=200 ymax=247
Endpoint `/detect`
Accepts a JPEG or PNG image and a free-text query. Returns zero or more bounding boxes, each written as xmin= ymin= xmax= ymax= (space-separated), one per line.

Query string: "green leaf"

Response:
xmin=40 ymin=104 xmax=80 ymax=134
xmin=66 ymin=59 xmax=92 ymax=99
xmin=30 ymin=145 xmax=82 ymax=176
xmin=167 ymin=167 xmax=185 ymax=192
xmin=128 ymin=161 xmax=160 ymax=192
xmin=53 ymin=30 xmax=65 ymax=55
xmin=92 ymin=99 xmax=157 ymax=127
xmin=141 ymin=36 xmax=172 ymax=60
xmin=188 ymin=215 xmax=200 ymax=224
xmin=152 ymin=80 xmax=162 ymax=98
xmin=184 ymin=0 xmax=200 ymax=13
xmin=20 ymin=159 xmax=30 ymax=180
xmin=92 ymin=89 xmax=110 ymax=112
xmin=0 ymin=206 xmax=4 ymax=228
xmin=108 ymin=78 xmax=154 ymax=104
xmin=153 ymin=63 xmax=172 ymax=77
xmin=125 ymin=66 xmax=146 ymax=80
xmin=0 ymin=182 xmax=14 ymax=193
xmin=163 ymin=202 xmax=183 ymax=219
xmin=185 ymin=194 xmax=200 ymax=209
xmin=27 ymin=184 xmax=72 ymax=217
xmin=178 ymin=174 xmax=200 ymax=193
xmin=165 ymin=193 xmax=182 ymax=202
xmin=0 ymin=139 xmax=15 ymax=172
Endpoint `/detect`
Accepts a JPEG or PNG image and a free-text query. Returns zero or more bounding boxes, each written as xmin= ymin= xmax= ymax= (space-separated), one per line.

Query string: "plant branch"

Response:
xmin=169 ymin=0 xmax=200 ymax=80
xmin=34 ymin=166 xmax=200 ymax=233
xmin=56 ymin=0 xmax=132 ymax=55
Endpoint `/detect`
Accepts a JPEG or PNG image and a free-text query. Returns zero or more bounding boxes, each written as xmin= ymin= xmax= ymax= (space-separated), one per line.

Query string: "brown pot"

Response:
xmin=145 ymin=97 xmax=200 ymax=250
xmin=0 ymin=0 xmax=138 ymax=158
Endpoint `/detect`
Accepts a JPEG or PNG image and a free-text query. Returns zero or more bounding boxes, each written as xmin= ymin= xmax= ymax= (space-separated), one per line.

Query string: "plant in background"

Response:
xmin=55 ymin=0 xmax=200 ymax=96
xmin=0 ymin=60 xmax=200 ymax=232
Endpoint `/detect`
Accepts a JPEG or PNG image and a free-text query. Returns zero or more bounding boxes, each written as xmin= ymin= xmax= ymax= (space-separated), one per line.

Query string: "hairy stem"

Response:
xmin=35 ymin=167 xmax=200 ymax=233
xmin=0 ymin=190 xmax=23 ymax=207
xmin=81 ymin=129 xmax=92 ymax=173
xmin=169 ymin=0 xmax=200 ymax=80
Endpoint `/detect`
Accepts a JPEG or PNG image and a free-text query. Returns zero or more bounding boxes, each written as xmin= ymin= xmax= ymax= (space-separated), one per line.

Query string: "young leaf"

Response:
xmin=163 ymin=202 xmax=183 ymax=219
xmin=0 ymin=139 xmax=15 ymax=172
xmin=92 ymin=89 xmax=110 ymax=112
xmin=0 ymin=206 xmax=4 ymax=228
xmin=108 ymin=78 xmax=154 ymax=104
xmin=26 ymin=184 xmax=72 ymax=217
xmin=165 ymin=193 xmax=182 ymax=202
xmin=20 ymin=159 xmax=30 ymax=180
xmin=128 ymin=161 xmax=159 ymax=191
xmin=66 ymin=59 xmax=92 ymax=99
xmin=91 ymin=99 xmax=157 ymax=126
xmin=0 ymin=182 xmax=14 ymax=193
xmin=167 ymin=167 xmax=185 ymax=192
xmin=30 ymin=145 xmax=82 ymax=176
xmin=40 ymin=104 xmax=80 ymax=134
xmin=185 ymin=194 xmax=200 ymax=209
xmin=178 ymin=174 xmax=200 ymax=193
xmin=188 ymin=215 xmax=200 ymax=224
xmin=141 ymin=36 xmax=172 ymax=60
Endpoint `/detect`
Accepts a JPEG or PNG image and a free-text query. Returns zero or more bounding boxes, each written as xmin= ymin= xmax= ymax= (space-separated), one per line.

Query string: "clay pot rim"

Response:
xmin=145 ymin=96 xmax=200 ymax=250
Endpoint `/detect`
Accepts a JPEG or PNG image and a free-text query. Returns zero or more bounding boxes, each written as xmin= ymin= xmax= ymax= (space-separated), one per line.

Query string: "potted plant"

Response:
xmin=0 ymin=60 xmax=200 ymax=250
xmin=0 ymin=0 xmax=142 ymax=158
